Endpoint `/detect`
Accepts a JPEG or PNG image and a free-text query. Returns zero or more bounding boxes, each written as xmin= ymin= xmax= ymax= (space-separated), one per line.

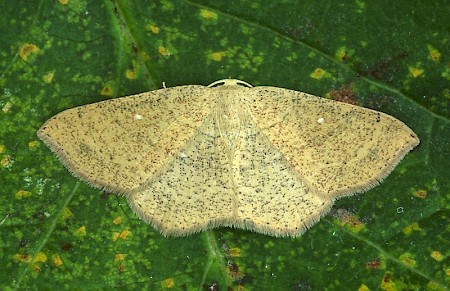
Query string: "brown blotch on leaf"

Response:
xmin=100 ymin=191 xmax=112 ymax=199
xmin=365 ymin=257 xmax=381 ymax=269
xmin=62 ymin=243 xmax=73 ymax=251
xmin=329 ymin=85 xmax=357 ymax=105
xmin=367 ymin=52 xmax=408 ymax=80
xmin=383 ymin=273 xmax=392 ymax=283
xmin=228 ymin=261 xmax=243 ymax=283
xmin=331 ymin=208 xmax=362 ymax=227
xmin=414 ymin=190 xmax=427 ymax=199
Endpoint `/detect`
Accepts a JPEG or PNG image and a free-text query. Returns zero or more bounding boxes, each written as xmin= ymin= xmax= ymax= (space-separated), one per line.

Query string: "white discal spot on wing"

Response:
xmin=37 ymin=79 xmax=420 ymax=237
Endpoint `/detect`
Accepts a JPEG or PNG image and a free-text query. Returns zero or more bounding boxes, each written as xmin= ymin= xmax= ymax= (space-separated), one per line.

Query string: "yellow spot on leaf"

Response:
xmin=113 ymin=229 xmax=132 ymax=241
xmin=15 ymin=252 xmax=48 ymax=272
xmin=15 ymin=253 xmax=31 ymax=263
xmin=310 ymin=68 xmax=327 ymax=79
xmin=19 ymin=43 xmax=40 ymax=61
xmin=403 ymin=222 xmax=421 ymax=235
xmin=34 ymin=253 xmax=47 ymax=262
xmin=209 ymin=51 xmax=226 ymax=62
xmin=2 ymin=102 xmax=12 ymax=113
xmin=73 ymin=226 xmax=86 ymax=237
xmin=413 ymin=189 xmax=427 ymax=199
xmin=52 ymin=254 xmax=63 ymax=267
xmin=33 ymin=252 xmax=47 ymax=263
xmin=1 ymin=155 xmax=11 ymax=167
xmin=141 ymin=52 xmax=151 ymax=61
xmin=409 ymin=66 xmax=424 ymax=78
xmin=146 ymin=24 xmax=160 ymax=34
xmin=101 ymin=85 xmax=113 ymax=96
xmin=59 ymin=0 xmax=68 ymax=4
xmin=161 ymin=278 xmax=175 ymax=288
xmin=126 ymin=69 xmax=137 ymax=79
xmin=430 ymin=251 xmax=443 ymax=261
xmin=158 ymin=46 xmax=170 ymax=56
xmin=380 ymin=273 xmax=397 ymax=291
xmin=113 ymin=216 xmax=122 ymax=225
xmin=427 ymin=45 xmax=441 ymax=62
xmin=229 ymin=247 xmax=241 ymax=258
xmin=32 ymin=252 xmax=47 ymax=272
xmin=125 ymin=61 xmax=138 ymax=80
xmin=16 ymin=190 xmax=32 ymax=199
xmin=120 ymin=229 xmax=131 ymax=239
xmin=335 ymin=46 xmax=351 ymax=61
xmin=115 ymin=253 xmax=125 ymax=261
xmin=43 ymin=71 xmax=55 ymax=83
xmin=200 ymin=9 xmax=218 ymax=20
xmin=358 ymin=284 xmax=370 ymax=291
xmin=62 ymin=207 xmax=73 ymax=219
xmin=28 ymin=140 xmax=39 ymax=149
xmin=0 ymin=145 xmax=4 ymax=153
xmin=399 ymin=253 xmax=416 ymax=267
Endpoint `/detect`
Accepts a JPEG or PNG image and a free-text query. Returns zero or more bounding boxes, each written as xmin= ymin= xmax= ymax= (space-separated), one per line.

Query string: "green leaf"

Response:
xmin=1 ymin=0 xmax=448 ymax=289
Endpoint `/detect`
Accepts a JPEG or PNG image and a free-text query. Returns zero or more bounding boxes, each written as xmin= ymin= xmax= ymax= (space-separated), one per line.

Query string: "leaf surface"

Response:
xmin=1 ymin=0 xmax=448 ymax=289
